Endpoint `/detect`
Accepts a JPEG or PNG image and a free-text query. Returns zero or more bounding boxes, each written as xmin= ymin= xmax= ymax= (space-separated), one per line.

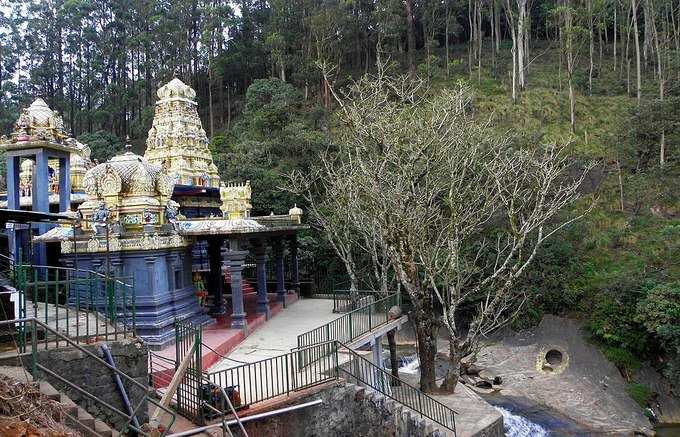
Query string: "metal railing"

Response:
xmin=207 ymin=342 xmax=338 ymax=409
xmin=1 ymin=318 xmax=175 ymax=436
xmin=13 ymin=262 xmax=136 ymax=347
xmin=297 ymin=292 xmax=399 ymax=366
xmin=331 ymin=289 xmax=383 ymax=313
xmin=338 ymin=342 xmax=457 ymax=434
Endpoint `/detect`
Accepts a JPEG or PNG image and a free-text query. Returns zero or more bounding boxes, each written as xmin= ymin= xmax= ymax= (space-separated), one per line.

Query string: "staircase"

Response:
xmin=0 ymin=366 xmax=118 ymax=437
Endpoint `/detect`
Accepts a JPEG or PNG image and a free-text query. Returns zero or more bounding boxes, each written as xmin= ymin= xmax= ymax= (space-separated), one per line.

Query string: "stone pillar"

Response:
xmin=253 ymin=239 xmax=269 ymax=317
xmin=6 ymin=156 xmax=20 ymax=210
xmin=225 ymin=243 xmax=248 ymax=329
xmin=288 ymin=235 xmax=300 ymax=294
xmin=272 ymin=238 xmax=286 ymax=302
xmin=7 ymin=156 xmax=21 ymax=262
xmin=207 ymin=237 xmax=225 ymax=315
xmin=372 ymin=335 xmax=384 ymax=370
xmin=33 ymin=150 xmax=49 ymax=265
xmin=58 ymin=156 xmax=71 ymax=212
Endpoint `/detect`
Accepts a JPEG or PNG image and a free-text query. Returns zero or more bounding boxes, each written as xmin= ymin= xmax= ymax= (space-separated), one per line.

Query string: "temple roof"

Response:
xmin=157 ymin=77 xmax=197 ymax=101
xmin=1 ymin=98 xmax=77 ymax=151
xmin=82 ymin=148 xmax=174 ymax=199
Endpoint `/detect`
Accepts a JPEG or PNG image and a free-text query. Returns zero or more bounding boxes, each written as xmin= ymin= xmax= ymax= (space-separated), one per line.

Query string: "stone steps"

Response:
xmin=346 ymin=382 xmax=454 ymax=437
xmin=40 ymin=379 xmax=120 ymax=437
xmin=0 ymin=366 xmax=119 ymax=437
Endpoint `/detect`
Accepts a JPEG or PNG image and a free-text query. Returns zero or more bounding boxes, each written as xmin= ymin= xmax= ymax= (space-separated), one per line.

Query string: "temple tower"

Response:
xmin=144 ymin=78 xmax=220 ymax=188
xmin=1 ymin=98 xmax=78 ymax=263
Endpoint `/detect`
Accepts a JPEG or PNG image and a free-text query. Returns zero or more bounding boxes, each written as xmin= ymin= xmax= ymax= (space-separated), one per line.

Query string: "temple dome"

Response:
xmin=26 ymin=98 xmax=58 ymax=127
xmin=82 ymin=148 xmax=174 ymax=199
xmin=157 ymin=78 xmax=196 ymax=101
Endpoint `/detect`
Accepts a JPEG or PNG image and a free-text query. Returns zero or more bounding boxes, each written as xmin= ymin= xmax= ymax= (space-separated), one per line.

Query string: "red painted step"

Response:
xmin=223 ymin=270 xmax=256 ymax=294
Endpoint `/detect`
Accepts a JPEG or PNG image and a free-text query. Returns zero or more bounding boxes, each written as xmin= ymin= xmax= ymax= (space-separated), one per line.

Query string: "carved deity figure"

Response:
xmin=93 ymin=201 xmax=110 ymax=224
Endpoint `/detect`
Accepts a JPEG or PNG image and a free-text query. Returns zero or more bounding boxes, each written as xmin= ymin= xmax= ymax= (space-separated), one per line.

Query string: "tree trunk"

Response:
xmin=588 ymin=0 xmax=594 ymax=95
xmin=495 ymin=0 xmax=501 ymax=52
xmin=517 ymin=0 xmax=527 ymax=89
xmin=446 ymin=4 xmax=451 ymax=77
xmin=614 ymin=2 xmax=618 ymax=70
xmin=415 ymin=316 xmax=438 ymax=392
xmin=632 ymin=0 xmax=642 ymax=105
xmin=440 ymin=341 xmax=464 ymax=392
xmin=405 ymin=0 xmax=417 ymax=78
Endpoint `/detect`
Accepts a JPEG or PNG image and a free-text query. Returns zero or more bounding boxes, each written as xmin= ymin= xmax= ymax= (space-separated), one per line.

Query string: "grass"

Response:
xmin=626 ymin=382 xmax=653 ymax=407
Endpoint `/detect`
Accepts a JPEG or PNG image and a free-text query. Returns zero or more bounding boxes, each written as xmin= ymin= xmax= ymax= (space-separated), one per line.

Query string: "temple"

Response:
xmin=2 ymin=79 xmax=306 ymax=348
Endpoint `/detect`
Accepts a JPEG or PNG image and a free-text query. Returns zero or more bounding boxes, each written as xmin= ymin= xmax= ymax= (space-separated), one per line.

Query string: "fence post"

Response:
xmin=368 ymin=302 xmax=372 ymax=330
xmin=285 ymin=354 xmax=291 ymax=395
xmin=31 ymin=321 xmax=37 ymax=379
xmin=348 ymin=311 xmax=353 ymax=340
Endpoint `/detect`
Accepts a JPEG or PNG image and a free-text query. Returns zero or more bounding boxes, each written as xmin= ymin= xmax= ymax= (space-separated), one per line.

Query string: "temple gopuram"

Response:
xmin=2 ymin=79 xmax=306 ymax=348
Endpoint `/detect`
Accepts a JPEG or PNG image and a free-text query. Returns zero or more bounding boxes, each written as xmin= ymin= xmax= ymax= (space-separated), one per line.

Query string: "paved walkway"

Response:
xmin=209 ymin=298 xmax=337 ymax=372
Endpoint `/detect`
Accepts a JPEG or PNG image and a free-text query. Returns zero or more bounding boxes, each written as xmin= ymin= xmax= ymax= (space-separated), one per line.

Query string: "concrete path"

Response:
xmin=209 ymin=298 xmax=337 ymax=372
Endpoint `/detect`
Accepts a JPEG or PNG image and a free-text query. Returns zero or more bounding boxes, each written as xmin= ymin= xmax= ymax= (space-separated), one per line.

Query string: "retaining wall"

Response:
xmin=35 ymin=339 xmax=149 ymax=430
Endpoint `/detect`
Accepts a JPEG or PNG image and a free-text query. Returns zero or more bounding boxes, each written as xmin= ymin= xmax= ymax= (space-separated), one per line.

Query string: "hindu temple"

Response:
xmin=2 ymin=78 xmax=306 ymax=348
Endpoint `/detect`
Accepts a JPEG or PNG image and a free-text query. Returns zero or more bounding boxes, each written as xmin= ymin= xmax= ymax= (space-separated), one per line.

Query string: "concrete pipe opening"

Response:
xmin=545 ymin=349 xmax=563 ymax=366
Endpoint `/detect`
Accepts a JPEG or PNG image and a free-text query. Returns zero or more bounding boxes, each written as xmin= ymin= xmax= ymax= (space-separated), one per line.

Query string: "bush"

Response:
xmin=603 ymin=346 xmax=641 ymax=372
xmin=626 ymin=382 xmax=653 ymax=407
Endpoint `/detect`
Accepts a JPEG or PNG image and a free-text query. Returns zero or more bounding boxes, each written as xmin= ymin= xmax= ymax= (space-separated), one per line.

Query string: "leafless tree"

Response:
xmin=301 ymin=66 xmax=594 ymax=393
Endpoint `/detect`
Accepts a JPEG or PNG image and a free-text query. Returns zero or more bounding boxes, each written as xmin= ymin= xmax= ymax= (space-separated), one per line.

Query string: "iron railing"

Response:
xmin=207 ymin=342 xmax=338 ymax=409
xmin=13 ymin=262 xmax=136 ymax=347
xmin=331 ymin=289 xmax=383 ymax=313
xmin=2 ymin=318 xmax=175 ymax=436
xmin=297 ymin=292 xmax=399 ymax=366
xmin=174 ymin=320 xmax=204 ymax=423
xmin=338 ymin=342 xmax=457 ymax=434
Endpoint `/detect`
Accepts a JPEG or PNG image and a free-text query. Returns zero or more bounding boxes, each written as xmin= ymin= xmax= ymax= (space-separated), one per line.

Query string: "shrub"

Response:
xmin=626 ymin=382 xmax=653 ymax=407
xmin=603 ymin=346 xmax=641 ymax=372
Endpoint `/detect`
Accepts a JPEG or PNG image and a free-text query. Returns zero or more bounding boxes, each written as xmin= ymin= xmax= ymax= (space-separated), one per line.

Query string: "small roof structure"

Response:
xmin=0 ymin=209 xmax=75 ymax=225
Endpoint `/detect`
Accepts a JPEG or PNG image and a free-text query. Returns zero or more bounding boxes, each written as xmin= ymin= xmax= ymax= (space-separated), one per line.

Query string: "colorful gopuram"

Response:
xmin=9 ymin=78 xmax=306 ymax=348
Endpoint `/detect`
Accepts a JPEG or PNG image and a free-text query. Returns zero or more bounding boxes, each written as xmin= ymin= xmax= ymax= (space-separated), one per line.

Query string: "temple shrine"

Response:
xmin=2 ymin=78 xmax=306 ymax=348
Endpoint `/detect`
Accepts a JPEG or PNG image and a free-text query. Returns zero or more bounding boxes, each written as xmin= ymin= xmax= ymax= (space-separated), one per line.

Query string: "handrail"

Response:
xmin=297 ymin=292 xmax=399 ymax=365
xmin=16 ymin=262 xmax=134 ymax=287
xmin=0 ymin=318 xmax=176 ymax=435
xmin=337 ymin=341 xmax=457 ymax=434
xmin=201 ymin=342 xmax=248 ymax=365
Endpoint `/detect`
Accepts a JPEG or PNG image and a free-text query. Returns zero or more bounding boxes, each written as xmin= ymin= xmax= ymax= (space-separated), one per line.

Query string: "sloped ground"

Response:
xmin=0 ymin=369 xmax=80 ymax=437
xmin=475 ymin=315 xmax=654 ymax=436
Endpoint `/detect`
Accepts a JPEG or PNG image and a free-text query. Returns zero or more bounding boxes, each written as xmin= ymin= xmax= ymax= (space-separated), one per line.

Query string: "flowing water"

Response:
xmin=397 ymin=354 xmax=420 ymax=374
xmin=495 ymin=406 xmax=548 ymax=437
xmin=395 ymin=352 xmax=677 ymax=436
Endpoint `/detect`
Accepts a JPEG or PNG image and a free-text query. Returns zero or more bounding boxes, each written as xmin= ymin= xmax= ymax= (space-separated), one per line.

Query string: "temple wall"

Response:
xmin=62 ymin=246 xmax=212 ymax=349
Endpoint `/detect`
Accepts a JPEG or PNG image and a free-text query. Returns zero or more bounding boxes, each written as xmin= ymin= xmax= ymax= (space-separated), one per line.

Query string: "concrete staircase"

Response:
xmin=346 ymin=382 xmax=454 ymax=437
xmin=0 ymin=366 xmax=119 ymax=437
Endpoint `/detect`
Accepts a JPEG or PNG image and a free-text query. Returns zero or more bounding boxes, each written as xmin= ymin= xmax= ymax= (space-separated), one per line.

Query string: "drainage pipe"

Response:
xmin=101 ymin=344 xmax=140 ymax=429
xmin=166 ymin=399 xmax=324 ymax=437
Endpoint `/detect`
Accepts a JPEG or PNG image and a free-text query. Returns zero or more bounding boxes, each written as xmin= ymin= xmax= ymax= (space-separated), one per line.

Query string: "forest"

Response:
xmin=0 ymin=0 xmax=678 ymax=412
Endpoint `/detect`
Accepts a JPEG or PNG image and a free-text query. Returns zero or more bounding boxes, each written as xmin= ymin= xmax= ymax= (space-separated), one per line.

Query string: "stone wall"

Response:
xmin=243 ymin=382 xmax=452 ymax=437
xmin=35 ymin=339 xmax=148 ymax=430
